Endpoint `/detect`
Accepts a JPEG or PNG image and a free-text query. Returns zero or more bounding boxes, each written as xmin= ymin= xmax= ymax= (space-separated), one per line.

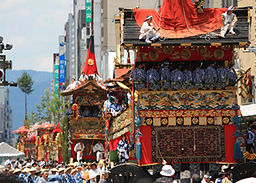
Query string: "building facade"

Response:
xmin=0 ymin=86 xmax=15 ymax=146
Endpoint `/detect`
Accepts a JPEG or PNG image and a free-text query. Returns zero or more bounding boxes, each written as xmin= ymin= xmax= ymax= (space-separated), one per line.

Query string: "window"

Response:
xmin=86 ymin=38 xmax=90 ymax=49
xmin=222 ymin=0 xmax=237 ymax=7
xmin=86 ymin=28 xmax=90 ymax=35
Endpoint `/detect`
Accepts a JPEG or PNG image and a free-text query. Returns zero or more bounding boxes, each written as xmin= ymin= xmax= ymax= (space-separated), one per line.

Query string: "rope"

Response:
xmin=181 ymin=0 xmax=197 ymax=36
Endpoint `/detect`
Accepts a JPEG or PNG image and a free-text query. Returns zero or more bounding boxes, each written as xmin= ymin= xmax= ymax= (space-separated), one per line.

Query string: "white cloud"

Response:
xmin=15 ymin=8 xmax=30 ymax=17
xmin=8 ymin=36 xmax=26 ymax=50
xmin=0 ymin=0 xmax=72 ymax=71
xmin=0 ymin=0 xmax=28 ymax=10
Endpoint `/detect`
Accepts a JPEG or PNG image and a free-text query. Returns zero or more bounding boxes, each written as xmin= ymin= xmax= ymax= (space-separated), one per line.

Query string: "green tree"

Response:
xmin=17 ymin=71 xmax=34 ymax=120
xmin=35 ymin=89 xmax=67 ymax=124
xmin=61 ymin=116 xmax=69 ymax=164
xmin=23 ymin=107 xmax=39 ymax=128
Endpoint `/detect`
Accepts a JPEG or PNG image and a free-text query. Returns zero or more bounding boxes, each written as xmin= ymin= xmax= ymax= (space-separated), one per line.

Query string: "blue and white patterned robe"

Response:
xmin=65 ymin=173 xmax=75 ymax=183
xmin=116 ymin=139 xmax=129 ymax=164
xmin=75 ymin=172 xmax=83 ymax=183
xmin=110 ymin=103 xmax=122 ymax=116
xmin=170 ymin=69 xmax=183 ymax=90
xmin=130 ymin=68 xmax=147 ymax=89
xmin=58 ymin=174 xmax=65 ymax=183
xmin=159 ymin=67 xmax=172 ymax=89
xmin=216 ymin=68 xmax=228 ymax=88
xmin=147 ymin=69 xmax=160 ymax=90
xmin=25 ymin=174 xmax=34 ymax=183
xmin=19 ymin=173 xmax=26 ymax=182
xmin=204 ymin=66 xmax=217 ymax=88
xmin=34 ymin=175 xmax=40 ymax=183
xmin=225 ymin=68 xmax=236 ymax=86
xmin=193 ymin=68 xmax=205 ymax=89
xmin=182 ymin=70 xmax=193 ymax=90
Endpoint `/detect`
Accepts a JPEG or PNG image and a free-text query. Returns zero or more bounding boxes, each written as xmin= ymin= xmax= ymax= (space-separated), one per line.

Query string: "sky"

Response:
xmin=0 ymin=0 xmax=72 ymax=72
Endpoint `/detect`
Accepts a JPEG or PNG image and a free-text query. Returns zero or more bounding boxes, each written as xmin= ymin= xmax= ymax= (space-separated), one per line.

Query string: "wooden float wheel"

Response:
xmin=109 ymin=163 xmax=154 ymax=183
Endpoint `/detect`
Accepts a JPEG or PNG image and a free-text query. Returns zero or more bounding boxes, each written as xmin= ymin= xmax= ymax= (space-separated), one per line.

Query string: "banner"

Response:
xmin=59 ymin=53 xmax=65 ymax=83
xmin=54 ymin=65 xmax=59 ymax=93
xmin=85 ymin=1 xmax=91 ymax=23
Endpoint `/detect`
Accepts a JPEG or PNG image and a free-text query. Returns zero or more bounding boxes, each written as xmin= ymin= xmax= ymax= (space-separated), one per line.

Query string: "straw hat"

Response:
xmin=13 ymin=169 xmax=22 ymax=174
xmin=29 ymin=167 xmax=37 ymax=172
xmin=160 ymin=165 xmax=175 ymax=177
xmin=71 ymin=169 xmax=77 ymax=174
xmin=41 ymin=169 xmax=49 ymax=173
xmin=51 ymin=168 xmax=58 ymax=172
xmin=92 ymin=162 xmax=97 ymax=166
xmin=64 ymin=167 xmax=72 ymax=174
xmin=22 ymin=168 xmax=30 ymax=173
xmin=58 ymin=168 xmax=65 ymax=172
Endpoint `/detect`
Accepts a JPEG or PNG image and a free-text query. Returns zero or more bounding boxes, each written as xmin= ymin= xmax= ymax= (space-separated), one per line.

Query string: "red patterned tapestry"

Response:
xmin=138 ymin=45 xmax=233 ymax=62
xmin=151 ymin=126 xmax=225 ymax=163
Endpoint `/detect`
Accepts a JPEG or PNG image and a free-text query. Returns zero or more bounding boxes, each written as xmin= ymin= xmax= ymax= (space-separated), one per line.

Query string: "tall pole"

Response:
xmin=91 ymin=0 xmax=94 ymax=35
xmin=25 ymin=93 xmax=27 ymax=120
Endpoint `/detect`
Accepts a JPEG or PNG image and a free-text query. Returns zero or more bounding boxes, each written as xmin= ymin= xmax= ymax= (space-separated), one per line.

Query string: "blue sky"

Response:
xmin=0 ymin=0 xmax=71 ymax=72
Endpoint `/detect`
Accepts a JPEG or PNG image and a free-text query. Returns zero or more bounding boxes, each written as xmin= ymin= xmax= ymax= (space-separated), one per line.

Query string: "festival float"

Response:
xmin=106 ymin=0 xmax=252 ymax=182
xmin=13 ymin=122 xmax=62 ymax=162
xmin=61 ymin=35 xmax=107 ymax=161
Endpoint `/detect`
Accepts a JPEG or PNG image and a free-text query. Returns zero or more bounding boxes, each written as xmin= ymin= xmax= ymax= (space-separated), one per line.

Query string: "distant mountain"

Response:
xmin=6 ymin=70 xmax=53 ymax=131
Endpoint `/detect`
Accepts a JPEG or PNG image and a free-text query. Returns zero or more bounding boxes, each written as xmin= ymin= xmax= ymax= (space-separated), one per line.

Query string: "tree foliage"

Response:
xmin=35 ymin=89 xmax=68 ymax=125
xmin=17 ymin=71 xmax=34 ymax=95
xmin=25 ymin=88 xmax=68 ymax=127
xmin=17 ymin=71 xmax=34 ymax=119
xmin=23 ymin=107 xmax=38 ymax=128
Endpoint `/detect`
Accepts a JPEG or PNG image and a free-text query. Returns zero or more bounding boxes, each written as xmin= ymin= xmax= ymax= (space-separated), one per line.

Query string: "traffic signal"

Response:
xmin=0 ymin=69 xmax=3 ymax=80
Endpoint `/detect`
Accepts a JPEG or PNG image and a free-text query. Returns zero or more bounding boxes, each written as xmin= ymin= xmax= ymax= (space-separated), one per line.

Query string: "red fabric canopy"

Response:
xmin=53 ymin=123 xmax=62 ymax=133
xmin=39 ymin=122 xmax=55 ymax=129
xmin=83 ymin=35 xmax=99 ymax=76
xmin=133 ymin=0 xmax=227 ymax=38
xmin=12 ymin=126 xmax=29 ymax=133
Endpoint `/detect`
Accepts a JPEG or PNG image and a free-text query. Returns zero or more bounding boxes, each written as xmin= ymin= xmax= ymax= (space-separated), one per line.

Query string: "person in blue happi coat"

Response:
xmin=116 ymin=135 xmax=130 ymax=164
xmin=182 ymin=62 xmax=193 ymax=90
xmin=225 ymin=62 xmax=237 ymax=86
xmin=170 ymin=61 xmax=183 ymax=90
xmin=110 ymin=98 xmax=123 ymax=116
xmin=130 ymin=62 xmax=147 ymax=90
xmin=147 ymin=63 xmax=160 ymax=90
xmin=159 ymin=59 xmax=172 ymax=90
xmin=192 ymin=61 xmax=205 ymax=89
xmin=216 ymin=61 xmax=228 ymax=89
xmin=204 ymin=61 xmax=217 ymax=89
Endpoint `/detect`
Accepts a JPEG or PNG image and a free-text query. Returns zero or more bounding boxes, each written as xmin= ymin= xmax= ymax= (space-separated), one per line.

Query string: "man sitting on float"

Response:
xmin=139 ymin=16 xmax=160 ymax=43
xmin=79 ymin=71 xmax=88 ymax=85
xmin=219 ymin=6 xmax=237 ymax=38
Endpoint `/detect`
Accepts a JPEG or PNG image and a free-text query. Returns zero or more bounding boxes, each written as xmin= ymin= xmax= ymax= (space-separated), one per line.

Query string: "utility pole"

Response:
xmin=91 ymin=0 xmax=94 ymax=35
xmin=0 ymin=36 xmax=16 ymax=87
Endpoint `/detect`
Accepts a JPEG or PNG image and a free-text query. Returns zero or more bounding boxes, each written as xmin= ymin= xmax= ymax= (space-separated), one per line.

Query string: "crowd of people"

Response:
xmin=104 ymin=97 xmax=129 ymax=117
xmin=154 ymin=164 xmax=234 ymax=183
xmin=2 ymin=157 xmax=110 ymax=183
xmin=65 ymin=104 xmax=103 ymax=118
xmin=131 ymin=60 xmax=236 ymax=91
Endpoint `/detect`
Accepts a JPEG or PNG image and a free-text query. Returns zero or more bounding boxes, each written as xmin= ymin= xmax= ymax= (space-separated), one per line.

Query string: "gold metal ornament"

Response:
xmin=88 ymin=58 xmax=94 ymax=66
xmin=149 ymin=50 xmax=159 ymax=60
xmin=163 ymin=46 xmax=173 ymax=55
xmin=176 ymin=118 xmax=183 ymax=125
xmin=214 ymin=49 xmax=224 ymax=59
xmin=222 ymin=117 xmax=230 ymax=124
xmin=207 ymin=117 xmax=214 ymax=125
xmin=161 ymin=118 xmax=168 ymax=125
xmin=191 ymin=117 xmax=199 ymax=125
xmin=181 ymin=49 xmax=191 ymax=60
xmin=197 ymin=46 xmax=207 ymax=54
xmin=146 ymin=118 xmax=153 ymax=126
